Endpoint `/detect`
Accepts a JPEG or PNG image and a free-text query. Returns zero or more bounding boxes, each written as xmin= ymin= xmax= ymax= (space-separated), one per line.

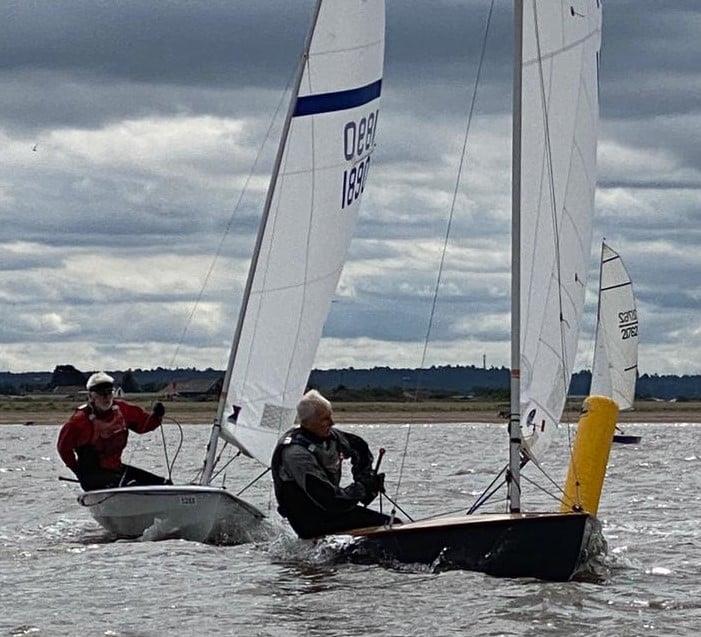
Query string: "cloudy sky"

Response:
xmin=0 ymin=1 xmax=698 ymax=375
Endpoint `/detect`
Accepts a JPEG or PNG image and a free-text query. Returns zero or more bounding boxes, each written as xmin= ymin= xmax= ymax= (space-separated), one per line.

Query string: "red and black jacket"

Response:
xmin=57 ymin=400 xmax=161 ymax=473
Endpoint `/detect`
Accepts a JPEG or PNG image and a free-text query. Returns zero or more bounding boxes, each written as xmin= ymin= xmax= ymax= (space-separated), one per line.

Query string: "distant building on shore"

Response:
xmin=160 ymin=377 xmax=223 ymax=401
xmin=51 ymin=384 xmax=125 ymax=400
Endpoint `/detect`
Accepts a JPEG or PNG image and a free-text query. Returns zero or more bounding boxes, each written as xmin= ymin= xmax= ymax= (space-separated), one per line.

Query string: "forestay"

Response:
xmin=590 ymin=243 xmax=638 ymax=410
xmin=220 ymin=0 xmax=385 ymax=465
xmin=519 ymin=1 xmax=602 ymax=461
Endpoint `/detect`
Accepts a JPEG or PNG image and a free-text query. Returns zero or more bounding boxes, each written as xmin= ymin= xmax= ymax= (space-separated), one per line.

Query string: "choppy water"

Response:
xmin=1 ymin=422 xmax=699 ymax=636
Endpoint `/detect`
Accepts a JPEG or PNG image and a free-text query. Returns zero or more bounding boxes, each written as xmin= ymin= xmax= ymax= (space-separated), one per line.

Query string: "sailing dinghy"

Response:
xmin=79 ymin=0 xmax=386 ymax=542
xmin=342 ymin=0 xmax=611 ymax=581
xmin=590 ymin=241 xmax=641 ymax=444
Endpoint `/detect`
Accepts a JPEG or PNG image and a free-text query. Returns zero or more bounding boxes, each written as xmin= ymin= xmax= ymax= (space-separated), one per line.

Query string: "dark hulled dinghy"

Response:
xmin=349 ymin=512 xmax=596 ymax=582
xmin=329 ymin=0 xmax=612 ymax=582
xmin=345 ymin=395 xmax=616 ymax=582
xmin=613 ymin=433 xmax=641 ymax=445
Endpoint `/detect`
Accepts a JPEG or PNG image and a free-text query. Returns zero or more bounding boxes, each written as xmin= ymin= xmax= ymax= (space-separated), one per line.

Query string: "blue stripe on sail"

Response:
xmin=293 ymin=79 xmax=382 ymax=117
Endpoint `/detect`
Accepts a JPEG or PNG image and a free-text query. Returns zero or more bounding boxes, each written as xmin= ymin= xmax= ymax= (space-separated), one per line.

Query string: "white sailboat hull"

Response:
xmin=78 ymin=485 xmax=265 ymax=544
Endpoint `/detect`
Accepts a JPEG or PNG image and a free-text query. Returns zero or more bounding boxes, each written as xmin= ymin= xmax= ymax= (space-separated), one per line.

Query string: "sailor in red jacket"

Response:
xmin=57 ymin=372 xmax=170 ymax=491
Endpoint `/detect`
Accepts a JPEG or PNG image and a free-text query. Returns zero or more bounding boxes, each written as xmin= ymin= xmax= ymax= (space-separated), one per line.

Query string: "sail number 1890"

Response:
xmin=340 ymin=109 xmax=379 ymax=210
xmin=341 ymin=156 xmax=371 ymax=209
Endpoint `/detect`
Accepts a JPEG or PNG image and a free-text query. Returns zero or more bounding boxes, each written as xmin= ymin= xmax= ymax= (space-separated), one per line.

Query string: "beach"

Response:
xmin=3 ymin=397 xmax=700 ymax=425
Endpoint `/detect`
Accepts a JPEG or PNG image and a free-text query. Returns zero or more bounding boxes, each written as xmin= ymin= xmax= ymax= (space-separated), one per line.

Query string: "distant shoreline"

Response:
xmin=3 ymin=398 xmax=700 ymax=425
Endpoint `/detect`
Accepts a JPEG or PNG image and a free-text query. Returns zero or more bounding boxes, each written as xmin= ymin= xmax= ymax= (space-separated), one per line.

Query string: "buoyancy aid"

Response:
xmin=79 ymin=403 xmax=128 ymax=470
xmin=271 ymin=427 xmax=360 ymax=517
xmin=273 ymin=428 xmax=348 ymax=479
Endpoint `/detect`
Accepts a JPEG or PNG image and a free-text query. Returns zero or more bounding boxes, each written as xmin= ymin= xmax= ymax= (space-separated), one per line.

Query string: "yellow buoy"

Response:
xmin=560 ymin=395 xmax=618 ymax=516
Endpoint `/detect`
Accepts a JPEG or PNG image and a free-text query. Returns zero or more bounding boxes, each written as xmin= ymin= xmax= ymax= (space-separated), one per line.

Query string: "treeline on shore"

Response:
xmin=0 ymin=364 xmax=699 ymax=401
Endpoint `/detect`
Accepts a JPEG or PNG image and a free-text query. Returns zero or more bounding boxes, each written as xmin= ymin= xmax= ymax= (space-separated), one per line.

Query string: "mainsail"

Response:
xmin=590 ymin=242 xmax=638 ymax=410
xmin=218 ymin=0 xmax=385 ymax=465
xmin=519 ymin=1 xmax=602 ymax=461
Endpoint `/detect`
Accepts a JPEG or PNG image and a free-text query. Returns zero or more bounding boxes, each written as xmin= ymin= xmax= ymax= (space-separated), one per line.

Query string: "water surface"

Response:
xmin=1 ymin=422 xmax=699 ymax=635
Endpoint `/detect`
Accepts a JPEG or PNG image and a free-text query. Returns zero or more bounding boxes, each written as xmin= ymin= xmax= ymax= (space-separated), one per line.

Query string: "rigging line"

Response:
xmin=208 ymin=439 xmax=230 ymax=477
xmin=416 ymin=0 xmax=495 ymax=382
xmin=466 ymin=463 xmax=507 ymax=514
xmin=260 ymin=57 xmax=319 ymax=513
xmin=379 ymin=489 xmax=414 ymax=522
xmin=469 ymin=478 xmax=506 ymax=515
xmin=519 ymin=471 xmax=568 ymax=507
xmin=162 ymin=416 xmax=184 ymax=478
xmin=262 ymin=64 xmax=308 ymax=502
xmin=533 ymin=1 xmax=581 ymax=496
xmin=168 ymin=66 xmax=296 ymax=370
xmin=236 ymin=467 xmax=271 ymax=497
xmin=281 ymin=56 xmax=316 ymax=404
xmin=592 ymin=239 xmax=605 ymax=386
xmin=189 ymin=467 xmax=203 ymax=485
xmin=239 ymin=137 xmax=292 ymax=387
xmin=395 ymin=0 xmax=495 ymax=503
xmin=159 ymin=416 xmax=172 ymax=481
xmin=393 ymin=423 xmax=412 ymax=502
xmin=526 ymin=451 xmax=570 ymax=500
xmin=210 ymin=449 xmax=242 ymax=482
xmin=566 ymin=419 xmax=580 ymax=502
xmin=533 ymin=1 xmax=570 ymax=397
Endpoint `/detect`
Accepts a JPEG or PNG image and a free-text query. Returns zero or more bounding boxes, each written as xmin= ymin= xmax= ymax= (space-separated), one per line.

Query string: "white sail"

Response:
xmin=590 ymin=243 xmax=638 ymax=410
xmin=219 ymin=0 xmax=385 ymax=465
xmin=519 ymin=1 xmax=602 ymax=461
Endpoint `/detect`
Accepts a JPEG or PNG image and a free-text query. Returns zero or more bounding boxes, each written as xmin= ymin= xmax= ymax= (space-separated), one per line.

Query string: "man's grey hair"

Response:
xmin=297 ymin=389 xmax=332 ymax=424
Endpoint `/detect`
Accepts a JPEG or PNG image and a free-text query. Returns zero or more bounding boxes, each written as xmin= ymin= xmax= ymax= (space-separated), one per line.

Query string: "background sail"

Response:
xmin=220 ymin=0 xmax=385 ymax=465
xmin=590 ymin=243 xmax=638 ymax=410
xmin=519 ymin=1 xmax=602 ymax=461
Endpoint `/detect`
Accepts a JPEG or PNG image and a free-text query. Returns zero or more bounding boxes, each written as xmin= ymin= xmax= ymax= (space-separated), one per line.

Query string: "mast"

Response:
xmin=589 ymin=237 xmax=613 ymax=398
xmin=508 ymin=0 xmax=523 ymax=512
xmin=201 ymin=0 xmax=324 ymax=485
xmin=592 ymin=239 xmax=605 ymax=379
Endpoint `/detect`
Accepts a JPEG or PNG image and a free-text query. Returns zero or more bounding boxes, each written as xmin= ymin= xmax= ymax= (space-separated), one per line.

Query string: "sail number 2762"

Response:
xmin=341 ymin=109 xmax=379 ymax=210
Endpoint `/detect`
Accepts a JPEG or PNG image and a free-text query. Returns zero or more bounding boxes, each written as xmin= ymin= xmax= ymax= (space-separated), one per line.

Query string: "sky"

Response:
xmin=0 ymin=0 xmax=699 ymax=375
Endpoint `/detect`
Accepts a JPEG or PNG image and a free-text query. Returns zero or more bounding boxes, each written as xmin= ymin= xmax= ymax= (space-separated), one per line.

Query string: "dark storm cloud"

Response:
xmin=1 ymin=1 xmax=697 ymax=124
xmin=0 ymin=2 xmax=510 ymax=85
xmin=601 ymin=1 xmax=701 ymax=117
xmin=0 ymin=1 xmax=307 ymax=86
xmin=0 ymin=1 xmax=513 ymax=133
xmin=0 ymin=1 xmax=699 ymax=373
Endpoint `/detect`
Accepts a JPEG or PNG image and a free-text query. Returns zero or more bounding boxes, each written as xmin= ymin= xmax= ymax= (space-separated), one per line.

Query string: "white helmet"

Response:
xmin=86 ymin=371 xmax=115 ymax=391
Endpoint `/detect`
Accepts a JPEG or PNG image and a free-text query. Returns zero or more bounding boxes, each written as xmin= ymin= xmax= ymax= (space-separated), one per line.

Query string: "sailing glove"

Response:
xmin=358 ymin=472 xmax=385 ymax=505
xmin=152 ymin=401 xmax=166 ymax=419
xmin=370 ymin=472 xmax=385 ymax=494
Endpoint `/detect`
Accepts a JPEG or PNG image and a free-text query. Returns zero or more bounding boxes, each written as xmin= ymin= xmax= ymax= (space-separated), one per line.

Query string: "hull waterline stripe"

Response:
xmin=293 ymin=79 xmax=382 ymax=117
